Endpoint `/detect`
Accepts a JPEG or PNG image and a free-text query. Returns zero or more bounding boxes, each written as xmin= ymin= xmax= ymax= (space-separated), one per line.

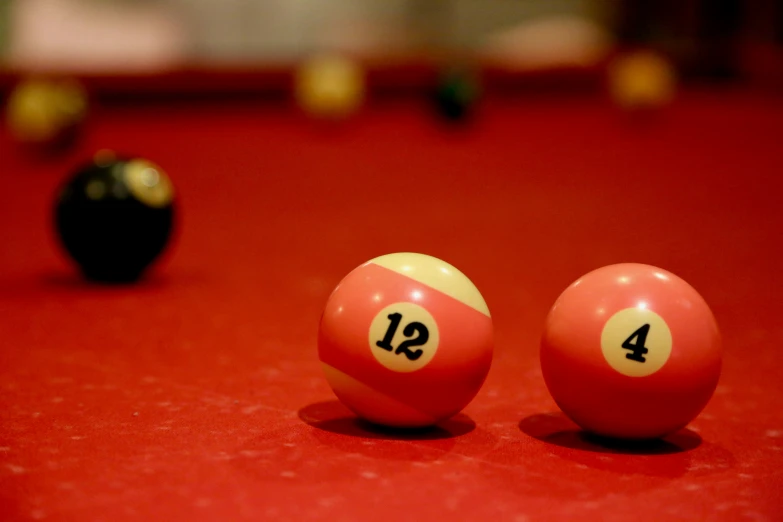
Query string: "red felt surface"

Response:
xmin=1 ymin=89 xmax=782 ymax=521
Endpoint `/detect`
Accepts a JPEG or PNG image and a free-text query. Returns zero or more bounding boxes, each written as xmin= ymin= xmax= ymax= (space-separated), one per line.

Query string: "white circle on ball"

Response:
xmin=368 ymin=302 xmax=440 ymax=373
xmin=601 ymin=307 xmax=673 ymax=377
xmin=123 ymin=159 xmax=174 ymax=208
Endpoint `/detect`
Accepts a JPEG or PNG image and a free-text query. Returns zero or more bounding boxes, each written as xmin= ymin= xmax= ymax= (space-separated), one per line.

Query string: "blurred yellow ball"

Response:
xmin=6 ymin=78 xmax=88 ymax=145
xmin=608 ymin=51 xmax=676 ymax=110
xmin=295 ymin=54 xmax=365 ymax=119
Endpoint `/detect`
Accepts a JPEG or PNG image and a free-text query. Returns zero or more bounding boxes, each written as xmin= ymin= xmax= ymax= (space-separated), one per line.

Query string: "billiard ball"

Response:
xmin=294 ymin=53 xmax=365 ymax=120
xmin=5 ymin=77 xmax=88 ymax=153
xmin=540 ymin=263 xmax=722 ymax=439
xmin=433 ymin=67 xmax=480 ymax=122
xmin=54 ymin=151 xmax=175 ymax=283
xmin=318 ymin=252 xmax=493 ymax=427
xmin=607 ymin=50 xmax=676 ymax=111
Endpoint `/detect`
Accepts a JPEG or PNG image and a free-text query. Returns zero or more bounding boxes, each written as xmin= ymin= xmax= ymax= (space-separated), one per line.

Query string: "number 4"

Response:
xmin=622 ymin=324 xmax=650 ymax=363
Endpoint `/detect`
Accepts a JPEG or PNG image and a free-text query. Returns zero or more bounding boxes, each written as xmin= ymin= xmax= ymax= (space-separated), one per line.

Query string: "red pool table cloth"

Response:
xmin=1 ymin=89 xmax=782 ymax=521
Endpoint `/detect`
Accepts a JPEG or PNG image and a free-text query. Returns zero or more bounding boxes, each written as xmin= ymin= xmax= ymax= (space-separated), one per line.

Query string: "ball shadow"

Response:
xmin=519 ymin=412 xmax=702 ymax=455
xmin=37 ymin=268 xmax=210 ymax=291
xmin=512 ymin=412 xmax=709 ymax=478
xmin=299 ymin=400 xmax=475 ymax=441
xmin=298 ymin=400 xmax=479 ymax=460
xmin=39 ymin=269 xmax=167 ymax=289
xmin=233 ymin=401 xmax=490 ymax=484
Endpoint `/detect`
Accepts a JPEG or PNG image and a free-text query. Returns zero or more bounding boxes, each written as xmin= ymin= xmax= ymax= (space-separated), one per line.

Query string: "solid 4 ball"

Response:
xmin=541 ymin=263 xmax=722 ymax=439
xmin=318 ymin=253 xmax=494 ymax=427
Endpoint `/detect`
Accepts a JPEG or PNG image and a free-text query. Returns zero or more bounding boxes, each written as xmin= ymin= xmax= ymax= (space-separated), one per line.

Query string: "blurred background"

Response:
xmin=0 ymin=0 xmax=781 ymax=82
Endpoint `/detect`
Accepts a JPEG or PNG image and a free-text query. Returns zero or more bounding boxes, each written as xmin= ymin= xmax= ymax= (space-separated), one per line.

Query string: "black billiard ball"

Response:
xmin=432 ymin=67 xmax=480 ymax=122
xmin=54 ymin=152 xmax=175 ymax=282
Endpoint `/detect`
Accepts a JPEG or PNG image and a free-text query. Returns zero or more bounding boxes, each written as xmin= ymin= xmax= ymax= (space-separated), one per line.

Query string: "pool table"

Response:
xmin=1 ymin=68 xmax=782 ymax=521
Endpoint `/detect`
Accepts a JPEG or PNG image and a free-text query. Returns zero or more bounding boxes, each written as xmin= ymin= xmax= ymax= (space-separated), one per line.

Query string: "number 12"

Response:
xmin=376 ymin=312 xmax=430 ymax=361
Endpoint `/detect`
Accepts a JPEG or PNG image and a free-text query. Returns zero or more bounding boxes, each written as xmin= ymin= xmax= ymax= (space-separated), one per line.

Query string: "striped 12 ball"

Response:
xmin=318 ymin=253 xmax=493 ymax=428
xmin=541 ymin=263 xmax=722 ymax=440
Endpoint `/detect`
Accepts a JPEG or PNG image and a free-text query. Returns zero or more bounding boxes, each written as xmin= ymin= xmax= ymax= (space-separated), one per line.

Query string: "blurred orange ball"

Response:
xmin=607 ymin=51 xmax=677 ymax=110
xmin=294 ymin=53 xmax=365 ymax=120
xmin=5 ymin=77 xmax=88 ymax=151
